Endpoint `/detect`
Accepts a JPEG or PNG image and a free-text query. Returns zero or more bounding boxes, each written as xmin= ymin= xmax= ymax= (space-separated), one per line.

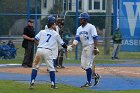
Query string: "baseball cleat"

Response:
xmin=94 ymin=74 xmax=101 ymax=86
xmin=115 ymin=57 xmax=119 ymax=59
xmin=60 ymin=66 xmax=65 ymax=68
xmin=80 ymin=82 xmax=92 ymax=88
xmin=29 ymin=83 xmax=34 ymax=89
xmin=29 ymin=80 xmax=35 ymax=89
xmin=51 ymin=85 xmax=58 ymax=89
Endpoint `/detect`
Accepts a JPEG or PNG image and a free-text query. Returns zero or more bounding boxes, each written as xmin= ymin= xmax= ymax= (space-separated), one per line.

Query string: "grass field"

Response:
xmin=0 ymin=44 xmax=140 ymax=64
xmin=0 ymin=80 xmax=140 ymax=93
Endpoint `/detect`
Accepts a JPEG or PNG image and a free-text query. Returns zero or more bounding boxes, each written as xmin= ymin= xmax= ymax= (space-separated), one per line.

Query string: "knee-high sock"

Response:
xmin=31 ymin=69 xmax=37 ymax=83
xmin=49 ymin=71 xmax=55 ymax=85
xmin=86 ymin=68 xmax=92 ymax=83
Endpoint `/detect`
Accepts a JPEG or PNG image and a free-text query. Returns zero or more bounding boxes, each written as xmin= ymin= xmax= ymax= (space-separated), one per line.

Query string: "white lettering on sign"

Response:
xmin=122 ymin=39 xmax=140 ymax=45
xmin=123 ymin=2 xmax=140 ymax=36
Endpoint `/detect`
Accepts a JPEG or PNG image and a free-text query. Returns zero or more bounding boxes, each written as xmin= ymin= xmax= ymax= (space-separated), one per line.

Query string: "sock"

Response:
xmin=86 ymin=68 xmax=92 ymax=84
xmin=31 ymin=69 xmax=37 ymax=83
xmin=49 ymin=71 xmax=55 ymax=85
xmin=94 ymin=72 xmax=96 ymax=76
xmin=53 ymin=59 xmax=56 ymax=67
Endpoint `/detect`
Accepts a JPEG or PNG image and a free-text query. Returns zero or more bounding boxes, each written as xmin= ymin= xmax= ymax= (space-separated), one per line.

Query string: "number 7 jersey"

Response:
xmin=34 ymin=29 xmax=64 ymax=50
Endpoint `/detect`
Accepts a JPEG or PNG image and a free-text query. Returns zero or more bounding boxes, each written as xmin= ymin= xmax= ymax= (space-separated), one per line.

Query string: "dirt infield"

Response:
xmin=0 ymin=66 xmax=140 ymax=78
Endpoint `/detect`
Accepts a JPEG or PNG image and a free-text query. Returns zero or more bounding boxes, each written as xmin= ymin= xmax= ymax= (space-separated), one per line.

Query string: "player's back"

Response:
xmin=35 ymin=29 xmax=64 ymax=50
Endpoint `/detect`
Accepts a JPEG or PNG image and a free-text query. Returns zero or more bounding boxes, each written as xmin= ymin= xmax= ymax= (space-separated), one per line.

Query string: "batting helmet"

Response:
xmin=79 ymin=12 xmax=89 ymax=21
xmin=47 ymin=15 xmax=55 ymax=24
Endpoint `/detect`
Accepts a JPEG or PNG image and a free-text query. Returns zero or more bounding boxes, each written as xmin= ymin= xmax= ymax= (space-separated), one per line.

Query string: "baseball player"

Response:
xmin=29 ymin=15 xmax=67 ymax=89
xmin=45 ymin=20 xmax=61 ymax=69
xmin=55 ymin=18 xmax=65 ymax=68
xmin=67 ymin=12 xmax=100 ymax=87
xmin=45 ymin=25 xmax=58 ymax=70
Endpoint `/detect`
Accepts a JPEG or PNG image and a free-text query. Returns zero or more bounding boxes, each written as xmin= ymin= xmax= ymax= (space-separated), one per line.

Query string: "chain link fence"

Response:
xmin=0 ymin=0 xmax=139 ymax=64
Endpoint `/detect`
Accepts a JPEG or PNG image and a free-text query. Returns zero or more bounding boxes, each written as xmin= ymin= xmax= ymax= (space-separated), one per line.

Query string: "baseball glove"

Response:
xmin=93 ymin=47 xmax=100 ymax=55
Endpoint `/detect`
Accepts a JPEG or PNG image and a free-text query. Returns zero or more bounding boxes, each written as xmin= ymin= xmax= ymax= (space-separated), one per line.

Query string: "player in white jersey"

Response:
xmin=67 ymin=12 xmax=100 ymax=87
xmin=44 ymin=23 xmax=63 ymax=69
xmin=44 ymin=25 xmax=59 ymax=69
xmin=29 ymin=15 xmax=67 ymax=89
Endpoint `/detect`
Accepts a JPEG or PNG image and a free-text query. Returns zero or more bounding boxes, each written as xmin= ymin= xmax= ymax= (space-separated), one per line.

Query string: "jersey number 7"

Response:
xmin=46 ymin=34 xmax=52 ymax=42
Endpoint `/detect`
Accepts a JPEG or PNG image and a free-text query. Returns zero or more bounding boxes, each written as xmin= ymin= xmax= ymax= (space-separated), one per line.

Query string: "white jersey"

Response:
xmin=44 ymin=25 xmax=60 ymax=59
xmin=76 ymin=23 xmax=98 ymax=47
xmin=35 ymin=29 xmax=64 ymax=50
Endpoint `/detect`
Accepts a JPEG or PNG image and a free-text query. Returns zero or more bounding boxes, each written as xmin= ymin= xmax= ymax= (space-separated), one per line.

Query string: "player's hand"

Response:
xmin=93 ymin=47 xmax=100 ymax=55
xmin=67 ymin=45 xmax=73 ymax=52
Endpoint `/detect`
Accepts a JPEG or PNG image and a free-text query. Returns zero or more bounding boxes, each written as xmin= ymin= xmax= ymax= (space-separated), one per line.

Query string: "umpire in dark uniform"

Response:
xmin=22 ymin=20 xmax=35 ymax=68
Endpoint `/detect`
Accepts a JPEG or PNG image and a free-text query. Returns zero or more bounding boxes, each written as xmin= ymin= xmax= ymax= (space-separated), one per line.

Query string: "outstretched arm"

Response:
xmin=67 ymin=35 xmax=80 ymax=51
xmin=67 ymin=40 xmax=78 ymax=51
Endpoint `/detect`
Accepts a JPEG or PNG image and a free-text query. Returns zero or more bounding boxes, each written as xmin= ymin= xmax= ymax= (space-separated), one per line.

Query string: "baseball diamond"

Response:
xmin=0 ymin=64 xmax=140 ymax=90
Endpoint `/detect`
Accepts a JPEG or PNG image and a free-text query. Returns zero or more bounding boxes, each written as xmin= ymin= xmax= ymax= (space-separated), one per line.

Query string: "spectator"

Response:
xmin=7 ymin=40 xmax=15 ymax=48
xmin=111 ymin=28 xmax=122 ymax=60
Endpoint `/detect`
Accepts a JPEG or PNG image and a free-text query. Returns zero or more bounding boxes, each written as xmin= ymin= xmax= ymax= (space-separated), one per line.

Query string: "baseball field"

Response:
xmin=0 ymin=80 xmax=140 ymax=93
xmin=0 ymin=44 xmax=140 ymax=93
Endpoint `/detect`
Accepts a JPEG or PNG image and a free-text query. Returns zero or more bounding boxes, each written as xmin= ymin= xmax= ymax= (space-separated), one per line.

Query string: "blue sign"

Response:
xmin=120 ymin=0 xmax=140 ymax=52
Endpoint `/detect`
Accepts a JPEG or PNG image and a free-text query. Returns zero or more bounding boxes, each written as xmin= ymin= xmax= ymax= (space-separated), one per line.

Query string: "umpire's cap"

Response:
xmin=47 ymin=15 xmax=55 ymax=24
xmin=79 ymin=12 xmax=89 ymax=21
xmin=28 ymin=19 xmax=34 ymax=23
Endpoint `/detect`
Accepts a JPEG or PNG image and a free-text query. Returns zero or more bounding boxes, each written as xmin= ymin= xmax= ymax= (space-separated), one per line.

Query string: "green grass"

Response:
xmin=0 ymin=44 xmax=140 ymax=64
xmin=0 ymin=80 xmax=140 ymax=93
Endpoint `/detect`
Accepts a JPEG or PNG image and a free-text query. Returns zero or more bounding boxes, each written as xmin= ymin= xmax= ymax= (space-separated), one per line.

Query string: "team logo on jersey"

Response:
xmin=79 ymin=31 xmax=88 ymax=35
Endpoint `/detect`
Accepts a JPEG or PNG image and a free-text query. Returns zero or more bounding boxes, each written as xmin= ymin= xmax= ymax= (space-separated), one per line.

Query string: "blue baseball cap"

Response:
xmin=79 ymin=12 xmax=89 ymax=21
xmin=47 ymin=15 xmax=55 ymax=24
